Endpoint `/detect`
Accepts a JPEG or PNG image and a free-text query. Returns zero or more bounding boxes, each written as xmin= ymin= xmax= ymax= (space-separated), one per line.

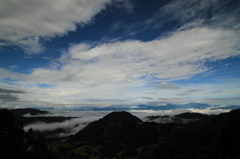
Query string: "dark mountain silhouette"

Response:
xmin=61 ymin=111 xmax=161 ymax=158
xmin=22 ymin=116 xmax=76 ymax=125
xmin=11 ymin=108 xmax=50 ymax=116
xmin=74 ymin=111 xmax=142 ymax=140
xmin=175 ymin=112 xmax=209 ymax=119
xmin=145 ymin=112 xmax=210 ymax=124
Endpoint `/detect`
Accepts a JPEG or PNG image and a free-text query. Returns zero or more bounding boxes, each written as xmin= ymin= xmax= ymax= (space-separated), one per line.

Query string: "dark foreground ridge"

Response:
xmin=1 ymin=109 xmax=240 ymax=159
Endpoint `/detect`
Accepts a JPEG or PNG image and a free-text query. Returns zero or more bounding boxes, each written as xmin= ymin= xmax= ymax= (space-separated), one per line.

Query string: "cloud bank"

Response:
xmin=24 ymin=118 xmax=89 ymax=137
xmin=23 ymin=113 xmax=106 ymax=137
xmin=23 ymin=107 xmax=233 ymax=137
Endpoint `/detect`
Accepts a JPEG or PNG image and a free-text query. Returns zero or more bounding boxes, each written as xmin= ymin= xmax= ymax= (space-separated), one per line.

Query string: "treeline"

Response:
xmin=0 ymin=109 xmax=54 ymax=159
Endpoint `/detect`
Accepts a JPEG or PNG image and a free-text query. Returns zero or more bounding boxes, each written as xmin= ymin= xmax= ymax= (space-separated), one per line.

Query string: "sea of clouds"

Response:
xmin=23 ymin=108 xmax=230 ymax=137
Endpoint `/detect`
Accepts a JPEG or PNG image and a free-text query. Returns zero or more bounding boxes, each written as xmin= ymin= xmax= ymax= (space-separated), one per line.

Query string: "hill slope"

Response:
xmin=74 ymin=111 xmax=142 ymax=140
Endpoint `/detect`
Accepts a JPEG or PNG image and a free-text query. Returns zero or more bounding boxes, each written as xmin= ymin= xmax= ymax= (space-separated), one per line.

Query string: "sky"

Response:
xmin=0 ymin=0 xmax=240 ymax=110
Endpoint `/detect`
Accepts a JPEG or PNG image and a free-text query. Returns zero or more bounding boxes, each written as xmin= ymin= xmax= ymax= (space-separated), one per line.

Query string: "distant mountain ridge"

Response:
xmin=59 ymin=103 xmax=240 ymax=111
xmin=145 ymin=112 xmax=210 ymax=124
xmin=11 ymin=108 xmax=50 ymax=116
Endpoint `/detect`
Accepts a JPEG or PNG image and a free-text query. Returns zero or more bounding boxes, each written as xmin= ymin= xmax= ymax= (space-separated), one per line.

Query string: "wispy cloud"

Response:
xmin=0 ymin=87 xmax=25 ymax=103
xmin=159 ymin=98 xmax=192 ymax=103
xmin=151 ymin=0 xmax=240 ymax=31
xmin=157 ymin=83 xmax=181 ymax=90
xmin=16 ymin=37 xmax=45 ymax=54
xmin=144 ymin=92 xmax=157 ymax=95
xmin=0 ymin=88 xmax=25 ymax=94
xmin=177 ymin=89 xmax=203 ymax=96
xmin=0 ymin=94 xmax=19 ymax=102
xmin=0 ymin=0 xmax=112 ymax=54
xmin=112 ymin=0 xmax=134 ymax=13
xmin=24 ymin=118 xmax=94 ymax=137
xmin=9 ymin=65 xmax=18 ymax=70
xmin=141 ymin=97 xmax=153 ymax=100
xmin=210 ymin=90 xmax=223 ymax=94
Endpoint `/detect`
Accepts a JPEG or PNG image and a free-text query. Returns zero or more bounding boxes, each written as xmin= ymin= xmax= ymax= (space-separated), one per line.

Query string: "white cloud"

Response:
xmin=0 ymin=27 xmax=240 ymax=105
xmin=9 ymin=65 xmax=18 ymax=70
xmin=0 ymin=0 xmax=112 ymax=54
xmin=16 ymin=37 xmax=45 ymax=54
xmin=177 ymin=89 xmax=203 ymax=96
xmin=157 ymin=0 xmax=217 ymax=22
xmin=113 ymin=0 xmax=134 ymax=13
xmin=153 ymin=0 xmax=240 ymax=31
xmin=23 ymin=117 xmax=98 ymax=137
xmin=188 ymin=107 xmax=231 ymax=115
xmin=63 ymin=27 xmax=239 ymax=83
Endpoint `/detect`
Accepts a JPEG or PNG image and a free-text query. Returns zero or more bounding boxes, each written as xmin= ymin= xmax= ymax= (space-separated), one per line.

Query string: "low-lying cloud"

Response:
xmin=23 ymin=110 xmax=112 ymax=137
xmin=24 ymin=117 xmax=99 ymax=137
xmin=23 ymin=106 xmax=234 ymax=137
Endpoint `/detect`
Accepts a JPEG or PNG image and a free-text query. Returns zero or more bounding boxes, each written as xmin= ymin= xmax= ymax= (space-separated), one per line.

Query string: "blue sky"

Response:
xmin=0 ymin=0 xmax=240 ymax=110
